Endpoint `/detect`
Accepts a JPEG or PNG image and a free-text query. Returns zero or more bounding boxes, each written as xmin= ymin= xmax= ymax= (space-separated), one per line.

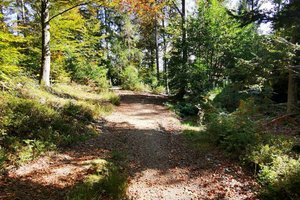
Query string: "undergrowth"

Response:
xmin=179 ymin=96 xmax=300 ymax=199
xmin=67 ymin=152 xmax=128 ymax=200
xmin=0 ymin=77 xmax=119 ymax=170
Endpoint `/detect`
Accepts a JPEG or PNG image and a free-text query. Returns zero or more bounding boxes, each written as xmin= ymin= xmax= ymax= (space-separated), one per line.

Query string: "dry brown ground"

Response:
xmin=0 ymin=90 xmax=259 ymax=200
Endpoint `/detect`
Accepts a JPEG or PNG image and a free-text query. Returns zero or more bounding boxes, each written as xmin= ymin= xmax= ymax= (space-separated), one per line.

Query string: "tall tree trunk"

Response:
xmin=16 ymin=0 xmax=21 ymax=35
xmin=20 ymin=0 xmax=26 ymax=24
xmin=155 ymin=14 xmax=160 ymax=82
xmin=40 ymin=0 xmax=51 ymax=87
xmin=182 ymin=0 xmax=187 ymax=67
xmin=162 ymin=14 xmax=169 ymax=94
xmin=176 ymin=0 xmax=187 ymax=99
xmin=287 ymin=33 xmax=299 ymax=113
xmin=287 ymin=66 xmax=298 ymax=113
xmin=150 ymin=48 xmax=154 ymax=70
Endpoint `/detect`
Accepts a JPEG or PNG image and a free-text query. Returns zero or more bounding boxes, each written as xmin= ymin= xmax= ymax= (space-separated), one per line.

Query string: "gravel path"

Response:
xmin=106 ymin=91 xmax=259 ymax=200
xmin=0 ymin=90 xmax=259 ymax=199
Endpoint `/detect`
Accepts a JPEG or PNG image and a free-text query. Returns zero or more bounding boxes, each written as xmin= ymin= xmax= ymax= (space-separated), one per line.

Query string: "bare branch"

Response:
xmin=171 ymin=0 xmax=183 ymax=17
xmin=47 ymin=2 xmax=89 ymax=22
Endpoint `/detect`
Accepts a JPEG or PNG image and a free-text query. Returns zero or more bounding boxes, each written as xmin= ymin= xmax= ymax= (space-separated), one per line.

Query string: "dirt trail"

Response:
xmin=108 ymin=91 xmax=258 ymax=199
xmin=0 ymin=90 xmax=259 ymax=199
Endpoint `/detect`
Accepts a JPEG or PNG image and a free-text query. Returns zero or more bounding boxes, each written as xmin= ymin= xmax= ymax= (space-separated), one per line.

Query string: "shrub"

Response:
xmin=62 ymin=102 xmax=94 ymax=122
xmin=152 ymin=85 xmax=165 ymax=94
xmin=1 ymin=95 xmax=57 ymax=139
xmin=246 ymin=136 xmax=300 ymax=199
xmin=121 ymin=65 xmax=147 ymax=91
xmin=207 ymin=112 xmax=257 ymax=155
xmin=174 ymin=102 xmax=199 ymax=117
xmin=0 ymin=65 xmax=21 ymax=81
xmin=0 ymin=91 xmax=100 ymax=168
xmin=67 ymin=159 xmax=127 ymax=200
xmin=108 ymin=94 xmax=121 ymax=106
xmin=205 ymin=100 xmax=300 ymax=199
xmin=213 ymin=85 xmax=252 ymax=112
xmin=66 ymin=58 xmax=109 ymax=90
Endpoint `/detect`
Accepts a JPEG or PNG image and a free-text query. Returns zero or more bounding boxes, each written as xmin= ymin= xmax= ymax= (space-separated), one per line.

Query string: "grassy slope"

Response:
xmin=0 ymin=77 xmax=119 ymax=170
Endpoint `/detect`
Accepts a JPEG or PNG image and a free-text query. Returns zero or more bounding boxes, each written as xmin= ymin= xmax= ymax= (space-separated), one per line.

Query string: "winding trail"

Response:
xmin=0 ymin=90 xmax=259 ymax=199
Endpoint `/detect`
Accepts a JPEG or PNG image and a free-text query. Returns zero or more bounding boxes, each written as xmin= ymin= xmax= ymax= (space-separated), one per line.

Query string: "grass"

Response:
xmin=0 ymin=77 xmax=120 ymax=170
xmin=67 ymin=155 xmax=128 ymax=200
xmin=180 ymin=118 xmax=215 ymax=153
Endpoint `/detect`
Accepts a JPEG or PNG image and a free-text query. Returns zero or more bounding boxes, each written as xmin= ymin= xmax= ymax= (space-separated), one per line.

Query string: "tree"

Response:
xmin=274 ymin=0 xmax=300 ymax=113
xmin=229 ymin=0 xmax=300 ymax=113
xmin=38 ymin=0 xmax=163 ymax=87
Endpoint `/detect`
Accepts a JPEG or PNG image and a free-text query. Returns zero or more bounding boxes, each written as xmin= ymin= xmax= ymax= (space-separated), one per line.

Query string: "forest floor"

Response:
xmin=0 ymin=90 xmax=259 ymax=200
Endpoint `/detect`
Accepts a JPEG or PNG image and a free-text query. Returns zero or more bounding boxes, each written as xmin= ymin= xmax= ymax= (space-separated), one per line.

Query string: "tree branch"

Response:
xmin=171 ymin=0 xmax=183 ymax=17
xmin=47 ymin=2 xmax=89 ymax=22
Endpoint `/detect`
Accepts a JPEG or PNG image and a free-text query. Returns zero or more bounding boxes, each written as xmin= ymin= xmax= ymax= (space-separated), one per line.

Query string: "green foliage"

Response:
xmin=245 ymin=136 xmax=300 ymax=199
xmin=207 ymin=112 xmax=257 ymax=155
xmin=173 ymin=102 xmax=199 ymax=117
xmin=17 ymin=139 xmax=56 ymax=164
xmin=204 ymin=98 xmax=300 ymax=199
xmin=0 ymin=79 xmax=117 ymax=169
xmin=0 ymin=19 xmax=24 ymax=81
xmin=109 ymin=94 xmax=121 ymax=106
xmin=152 ymin=85 xmax=165 ymax=94
xmin=1 ymin=95 xmax=56 ymax=139
xmin=0 ymin=65 xmax=21 ymax=81
xmin=213 ymin=85 xmax=252 ymax=112
xmin=66 ymin=56 xmax=109 ymax=89
xmin=183 ymin=129 xmax=214 ymax=153
xmin=67 ymin=159 xmax=127 ymax=200
xmin=121 ymin=65 xmax=146 ymax=91
xmin=62 ymin=102 xmax=94 ymax=122
xmin=0 ymin=147 xmax=6 ymax=169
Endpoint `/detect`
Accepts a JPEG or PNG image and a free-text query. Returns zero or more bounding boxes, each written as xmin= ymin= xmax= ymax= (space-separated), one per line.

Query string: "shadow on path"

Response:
xmin=0 ymin=91 xmax=259 ymax=200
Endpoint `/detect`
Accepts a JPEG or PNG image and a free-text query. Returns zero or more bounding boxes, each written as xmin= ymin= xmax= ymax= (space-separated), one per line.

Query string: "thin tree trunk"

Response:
xmin=16 ymin=0 xmax=21 ymax=35
xmin=287 ymin=66 xmax=298 ymax=113
xmin=162 ymin=14 xmax=169 ymax=94
xmin=150 ymin=48 xmax=154 ymax=70
xmin=177 ymin=0 xmax=187 ymax=99
xmin=155 ymin=14 xmax=160 ymax=82
xmin=287 ymin=32 xmax=299 ymax=113
xmin=40 ymin=0 xmax=51 ymax=87
xmin=20 ymin=0 xmax=26 ymax=25
xmin=182 ymin=0 xmax=187 ymax=67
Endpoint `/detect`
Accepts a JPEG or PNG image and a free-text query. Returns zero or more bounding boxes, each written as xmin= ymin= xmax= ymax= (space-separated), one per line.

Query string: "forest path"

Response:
xmin=0 ymin=90 xmax=258 ymax=199
xmin=107 ymin=90 xmax=258 ymax=199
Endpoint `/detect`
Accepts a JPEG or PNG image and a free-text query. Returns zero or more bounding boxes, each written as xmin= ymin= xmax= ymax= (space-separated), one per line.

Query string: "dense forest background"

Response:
xmin=0 ymin=0 xmax=300 ymax=199
xmin=1 ymin=0 xmax=299 ymax=108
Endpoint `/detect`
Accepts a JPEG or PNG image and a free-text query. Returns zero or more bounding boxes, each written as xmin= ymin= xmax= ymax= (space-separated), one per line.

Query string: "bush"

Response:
xmin=0 ymin=91 xmax=99 ymax=168
xmin=121 ymin=65 xmax=145 ymax=91
xmin=213 ymin=85 xmax=253 ymax=112
xmin=62 ymin=102 xmax=94 ymax=122
xmin=0 ymin=147 xmax=6 ymax=169
xmin=207 ymin=112 xmax=257 ymax=155
xmin=205 ymin=99 xmax=300 ymax=199
xmin=166 ymin=102 xmax=199 ymax=117
xmin=1 ymin=95 xmax=57 ymax=139
xmin=0 ymin=65 xmax=21 ymax=81
xmin=152 ymin=85 xmax=165 ymax=94
xmin=66 ymin=58 xmax=109 ymax=90
xmin=247 ymin=136 xmax=300 ymax=199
